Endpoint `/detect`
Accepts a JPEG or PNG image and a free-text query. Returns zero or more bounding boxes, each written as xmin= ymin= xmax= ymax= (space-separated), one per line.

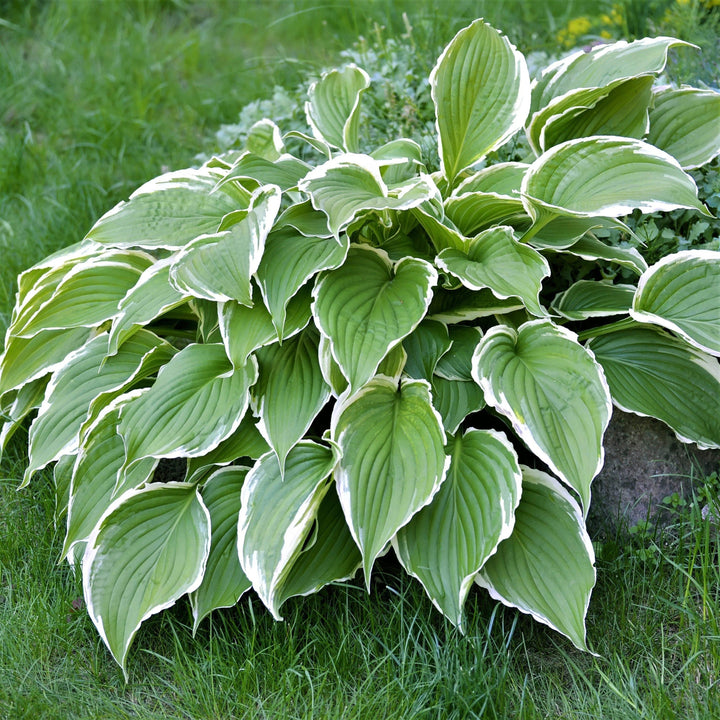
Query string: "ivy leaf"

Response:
xmin=83 ymin=482 xmax=210 ymax=679
xmin=472 ymin=320 xmax=612 ymax=512
xmin=313 ymin=246 xmax=436 ymax=394
xmin=331 ymin=376 xmax=449 ymax=586
xmin=395 ymin=428 xmax=521 ymax=628
xmin=431 ymin=18 xmax=530 ymax=184
xmin=476 ymin=467 xmax=596 ymax=653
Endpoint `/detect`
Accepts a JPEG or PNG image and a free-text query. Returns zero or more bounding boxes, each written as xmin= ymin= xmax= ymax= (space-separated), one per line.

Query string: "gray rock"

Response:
xmin=588 ymin=410 xmax=720 ymax=537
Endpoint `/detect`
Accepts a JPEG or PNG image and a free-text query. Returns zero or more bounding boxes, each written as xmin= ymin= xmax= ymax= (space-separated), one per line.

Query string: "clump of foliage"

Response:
xmin=1 ymin=19 xmax=719 ymax=677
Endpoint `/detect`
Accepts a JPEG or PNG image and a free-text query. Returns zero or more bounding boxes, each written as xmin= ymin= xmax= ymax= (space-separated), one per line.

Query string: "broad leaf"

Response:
xmin=219 ymin=152 xmax=310 ymax=191
xmin=331 ymin=376 xmax=449 ymax=585
xmin=395 ymin=429 xmax=521 ymax=628
xmin=431 ymin=19 xmax=530 ymax=184
xmin=252 ymin=327 xmax=331 ymax=474
xmin=552 ymin=280 xmax=636 ymax=320
xmin=436 ymin=226 xmax=550 ymax=316
xmin=435 ymin=325 xmax=483 ymax=381
xmin=472 ymin=320 xmax=612 ymax=511
xmin=118 ymin=343 xmax=258 ymax=468
xmin=169 ymin=185 xmax=281 ymax=305
xmin=273 ymin=486 xmax=362 ymax=606
xmin=305 ymin=64 xmax=371 ymax=152
xmin=190 ymin=467 xmax=252 ymax=631
xmin=631 ymin=250 xmax=720 ymax=356
xmin=428 ymin=287 xmax=523 ymax=323
xmin=445 ymin=191 xmax=528 ymax=236
xmin=430 ymin=376 xmax=486 ymax=434
xmin=476 ymin=467 xmax=596 ymax=652
xmin=648 ymin=88 xmax=720 ymax=169
xmin=83 ymin=482 xmax=210 ymax=678
xmin=298 ymin=154 xmax=435 ymax=237
xmin=313 ymin=246 xmax=437 ymax=393
xmin=256 ymin=226 xmax=348 ymax=335
xmin=245 ymin=118 xmax=284 ymax=160
xmin=237 ymin=440 xmax=340 ymax=619
xmin=402 ymin=320 xmax=451 ymax=380
xmin=588 ymin=327 xmax=720 ymax=448
xmin=23 ymin=331 xmax=174 ymax=487
xmin=85 ymin=166 xmax=245 ymax=250
xmin=522 ymin=137 xmax=710 ymax=222
xmin=453 ymin=163 xmax=528 ymax=196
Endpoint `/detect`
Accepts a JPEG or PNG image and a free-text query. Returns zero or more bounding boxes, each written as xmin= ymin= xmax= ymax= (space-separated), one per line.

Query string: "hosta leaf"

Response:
xmin=185 ymin=411 xmax=269 ymax=482
xmin=237 ymin=440 xmax=340 ymax=619
xmin=430 ymin=376 xmax=486 ymax=434
xmin=551 ymin=235 xmax=648 ymax=275
xmin=436 ymin=226 xmax=550 ymax=316
xmin=552 ymin=280 xmax=636 ymax=320
xmin=191 ymin=467 xmax=252 ymax=631
xmin=402 ymin=320 xmax=451 ymax=380
xmin=245 ymin=118 xmax=284 ymax=160
xmin=527 ymin=216 xmax=631 ymax=251
xmin=118 ymin=343 xmax=258 ymax=468
xmin=588 ymin=327 xmax=720 ymax=448
xmin=252 ymin=327 xmax=330 ymax=474
xmin=109 ymin=256 xmax=190 ymax=354
xmin=522 ymin=137 xmax=710 ymax=221
xmin=169 ymin=185 xmax=281 ymax=305
xmin=531 ymin=36 xmax=690 ymax=112
xmin=395 ymin=429 xmax=521 ymax=628
xmin=453 ymin=163 xmax=528 ymax=196
xmin=85 ymin=167 xmax=245 ymax=250
xmin=428 ymin=287 xmax=523 ymax=323
xmin=275 ymin=200 xmax=333 ymax=238
xmin=431 ymin=19 xmax=530 ymax=184
xmin=256 ymin=226 xmax=348 ymax=336
xmin=476 ymin=467 xmax=596 ymax=652
xmin=83 ymin=482 xmax=211 ymax=678
xmin=631 ymin=250 xmax=720 ymax=356
xmin=298 ymin=154 xmax=435 ymax=237
xmin=331 ymin=376 xmax=449 ymax=585
xmin=537 ymin=76 xmax=654 ymax=153
xmin=62 ymin=402 xmax=157 ymax=562
xmin=648 ymin=88 xmax=720 ymax=169
xmin=445 ymin=191 xmax=528 ymax=236
xmin=274 ymin=486 xmax=362 ymax=606
xmin=218 ymin=152 xmax=310 ymax=191
xmin=0 ymin=327 xmax=92 ymax=396
xmin=23 ymin=331 xmax=174 ymax=487
xmin=313 ymin=246 xmax=437 ymax=393
xmin=11 ymin=252 xmax=153 ymax=339
xmin=0 ymin=378 xmax=47 ymax=456
xmin=435 ymin=325 xmax=483 ymax=381
xmin=305 ymin=64 xmax=370 ymax=152
xmin=472 ymin=320 xmax=612 ymax=511
xmin=412 ymin=196 xmax=468 ymax=252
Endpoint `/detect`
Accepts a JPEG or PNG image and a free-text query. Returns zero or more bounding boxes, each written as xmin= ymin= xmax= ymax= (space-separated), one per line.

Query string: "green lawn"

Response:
xmin=1 ymin=1 xmax=718 ymax=718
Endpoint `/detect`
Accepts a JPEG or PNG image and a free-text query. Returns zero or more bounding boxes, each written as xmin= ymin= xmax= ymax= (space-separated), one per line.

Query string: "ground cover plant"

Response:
xmin=2 ymin=10 xmax=720 ymax=684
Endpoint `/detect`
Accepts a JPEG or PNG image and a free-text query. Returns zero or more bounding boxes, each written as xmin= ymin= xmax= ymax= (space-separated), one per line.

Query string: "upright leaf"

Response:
xmin=476 ymin=467 xmax=596 ymax=652
xmin=305 ymin=64 xmax=371 ymax=152
xmin=83 ymin=482 xmax=210 ymax=678
xmin=313 ymin=246 xmax=437 ymax=393
xmin=190 ymin=467 xmax=252 ymax=631
xmin=395 ymin=429 xmax=521 ymax=628
xmin=331 ymin=376 xmax=449 ymax=585
xmin=237 ymin=441 xmax=340 ymax=619
xmin=472 ymin=320 xmax=612 ymax=511
xmin=431 ymin=19 xmax=530 ymax=184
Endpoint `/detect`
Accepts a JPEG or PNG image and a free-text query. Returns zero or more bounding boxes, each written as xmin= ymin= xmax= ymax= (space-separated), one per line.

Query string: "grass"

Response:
xmin=1 ymin=1 xmax=719 ymax=718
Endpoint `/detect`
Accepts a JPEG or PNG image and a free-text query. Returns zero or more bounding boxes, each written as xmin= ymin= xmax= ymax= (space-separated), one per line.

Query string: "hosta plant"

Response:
xmin=2 ymin=19 xmax=719 ymax=677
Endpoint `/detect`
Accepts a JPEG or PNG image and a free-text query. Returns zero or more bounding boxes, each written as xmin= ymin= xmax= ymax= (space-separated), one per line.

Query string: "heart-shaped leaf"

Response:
xmin=331 ymin=376 xmax=448 ymax=585
xmin=472 ymin=320 xmax=612 ymax=511
xmin=313 ymin=246 xmax=436 ymax=393
xmin=395 ymin=428 xmax=521 ymax=628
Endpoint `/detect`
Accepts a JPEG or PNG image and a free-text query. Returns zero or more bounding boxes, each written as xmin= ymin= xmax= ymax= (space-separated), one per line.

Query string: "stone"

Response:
xmin=587 ymin=409 xmax=720 ymax=537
